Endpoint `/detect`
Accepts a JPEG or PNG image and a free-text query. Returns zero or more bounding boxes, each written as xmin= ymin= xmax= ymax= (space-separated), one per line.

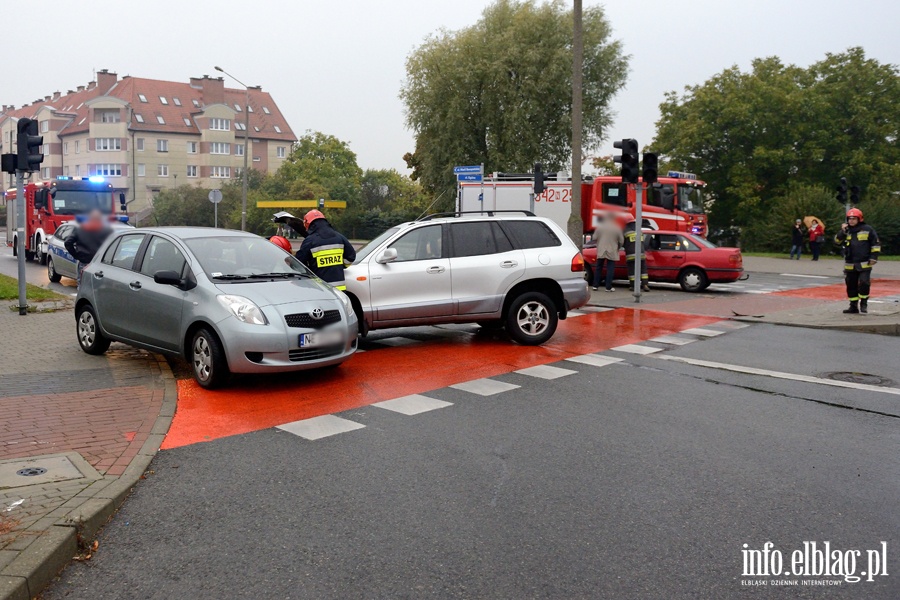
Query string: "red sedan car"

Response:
xmin=583 ymin=230 xmax=745 ymax=292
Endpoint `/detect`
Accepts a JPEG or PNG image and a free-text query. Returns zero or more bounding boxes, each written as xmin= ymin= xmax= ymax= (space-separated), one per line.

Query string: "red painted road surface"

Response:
xmin=163 ymin=308 xmax=719 ymax=449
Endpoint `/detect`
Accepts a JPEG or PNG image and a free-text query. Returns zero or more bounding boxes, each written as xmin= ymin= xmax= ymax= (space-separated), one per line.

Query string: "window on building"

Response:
xmin=97 ymin=109 xmax=121 ymax=123
xmin=235 ymin=122 xmax=245 ymax=131
xmin=192 ymin=99 xmax=200 ymax=108
xmin=95 ymin=138 xmax=122 ymax=151
xmin=75 ymin=141 xmax=80 ymax=153
xmin=158 ymin=164 xmax=169 ymax=177
xmin=79 ymin=118 xmax=86 ymax=125
xmin=209 ymin=118 xmax=230 ymax=131
xmin=247 ymin=105 xmax=253 ymax=112
xmin=159 ymin=96 xmax=168 ymax=105
xmin=64 ymin=166 xmax=69 ymax=176
xmin=41 ymin=167 xmax=50 ymax=179
xmin=274 ymin=125 xmax=282 ymax=133
xmin=157 ymin=139 xmax=169 ymax=152
xmin=156 ymin=115 xmax=166 ymax=124
xmin=137 ymin=164 xmax=145 ymax=177
xmin=173 ymin=97 xmax=182 ymax=106
xmin=183 ymin=117 xmax=192 ymax=126
xmin=75 ymin=165 xmax=81 ymax=176
xmin=138 ymin=94 xmax=148 ymax=103
xmin=254 ymin=126 xmax=260 ymax=132
xmin=42 ymin=144 xmax=49 ymax=154
xmin=277 ymin=146 xmax=286 ymax=158
xmin=262 ymin=106 xmax=271 ymax=114
xmin=187 ymin=165 xmax=198 ymax=178
xmin=235 ymin=144 xmax=244 ymax=156
xmin=210 ymin=166 xmax=231 ymax=179
xmin=136 ymin=138 xmax=144 ymax=151
xmin=234 ymin=103 xmax=242 ymax=112
xmin=134 ymin=114 xmax=144 ymax=123
xmin=253 ymin=156 xmax=261 ymax=162
xmin=94 ymin=164 xmax=122 ymax=177
xmin=187 ymin=141 xmax=198 ymax=154
xmin=40 ymin=120 xmax=49 ymax=132
xmin=210 ymin=142 xmax=230 ymax=155
xmin=63 ymin=142 xmax=69 ymax=155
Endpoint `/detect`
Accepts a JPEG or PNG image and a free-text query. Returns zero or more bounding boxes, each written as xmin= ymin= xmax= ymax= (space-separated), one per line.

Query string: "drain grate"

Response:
xmin=16 ymin=467 xmax=47 ymax=477
xmin=823 ymin=371 xmax=896 ymax=387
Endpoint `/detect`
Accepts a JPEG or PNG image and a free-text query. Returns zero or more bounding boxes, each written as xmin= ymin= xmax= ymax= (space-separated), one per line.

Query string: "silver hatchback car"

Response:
xmin=343 ymin=213 xmax=590 ymax=345
xmin=75 ymin=227 xmax=358 ymax=389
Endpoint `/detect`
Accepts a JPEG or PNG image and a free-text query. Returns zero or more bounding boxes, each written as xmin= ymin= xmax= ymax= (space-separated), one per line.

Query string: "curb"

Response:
xmin=731 ymin=317 xmax=900 ymax=336
xmin=0 ymin=354 xmax=176 ymax=600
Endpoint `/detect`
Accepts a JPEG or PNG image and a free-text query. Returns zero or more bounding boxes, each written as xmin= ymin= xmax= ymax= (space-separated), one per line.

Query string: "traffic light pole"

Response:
xmin=633 ymin=183 xmax=643 ymax=304
xmin=15 ymin=170 xmax=27 ymax=315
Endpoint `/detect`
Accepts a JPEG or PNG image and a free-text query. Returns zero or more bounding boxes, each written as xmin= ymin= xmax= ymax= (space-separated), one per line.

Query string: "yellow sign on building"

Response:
xmin=256 ymin=200 xmax=347 ymax=209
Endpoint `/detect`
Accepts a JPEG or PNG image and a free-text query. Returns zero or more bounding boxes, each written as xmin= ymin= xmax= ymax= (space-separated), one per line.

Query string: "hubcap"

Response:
xmin=48 ymin=259 xmax=55 ymax=277
xmin=516 ymin=301 xmax=549 ymax=336
xmin=684 ymin=272 xmax=701 ymax=288
xmin=193 ymin=335 xmax=212 ymax=382
xmin=78 ymin=311 xmax=95 ymax=347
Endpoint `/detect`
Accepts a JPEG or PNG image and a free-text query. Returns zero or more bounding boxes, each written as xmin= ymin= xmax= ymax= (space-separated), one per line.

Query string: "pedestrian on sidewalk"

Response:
xmin=623 ymin=216 xmax=650 ymax=292
xmin=591 ymin=215 xmax=624 ymax=292
xmin=789 ymin=218 xmax=804 ymax=259
xmin=835 ymin=208 xmax=880 ymax=314
xmin=64 ymin=209 xmax=113 ymax=288
xmin=808 ymin=218 xmax=824 ymax=261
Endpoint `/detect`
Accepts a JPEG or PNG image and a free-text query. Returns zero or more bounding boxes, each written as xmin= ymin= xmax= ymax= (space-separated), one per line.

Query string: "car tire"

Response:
xmin=679 ymin=267 xmax=709 ymax=292
xmin=76 ymin=304 xmax=111 ymax=355
xmin=191 ymin=327 xmax=230 ymax=390
xmin=48 ymin=257 xmax=62 ymax=283
xmin=506 ymin=292 xmax=558 ymax=346
xmin=36 ymin=237 xmax=46 ymax=265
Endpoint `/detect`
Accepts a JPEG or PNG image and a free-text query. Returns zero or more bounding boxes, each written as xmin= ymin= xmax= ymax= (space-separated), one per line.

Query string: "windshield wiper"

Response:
xmin=246 ymin=272 xmax=310 ymax=279
xmin=211 ymin=274 xmax=250 ymax=280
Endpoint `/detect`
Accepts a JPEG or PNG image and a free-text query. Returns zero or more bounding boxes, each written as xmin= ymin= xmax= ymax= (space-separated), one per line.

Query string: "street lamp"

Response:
xmin=214 ymin=65 xmax=251 ymax=231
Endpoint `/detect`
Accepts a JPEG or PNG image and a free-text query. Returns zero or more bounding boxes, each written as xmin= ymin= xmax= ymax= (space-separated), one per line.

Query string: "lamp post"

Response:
xmin=214 ymin=66 xmax=251 ymax=231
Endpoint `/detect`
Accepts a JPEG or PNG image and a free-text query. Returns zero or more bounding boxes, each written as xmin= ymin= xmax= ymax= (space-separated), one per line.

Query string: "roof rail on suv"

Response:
xmin=418 ymin=210 xmax=536 ymax=222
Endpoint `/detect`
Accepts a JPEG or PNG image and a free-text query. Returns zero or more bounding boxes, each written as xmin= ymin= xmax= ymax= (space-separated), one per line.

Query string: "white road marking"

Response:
xmin=711 ymin=321 xmax=749 ymax=330
xmin=610 ymin=344 xmax=663 ymax=355
xmin=376 ymin=336 xmax=419 ymax=347
xmin=778 ymin=273 xmax=831 ymax=279
xmin=450 ymin=378 xmax=520 ymax=396
xmin=277 ymin=415 xmax=365 ymax=440
xmin=565 ymin=354 xmax=624 ymax=367
xmin=373 ymin=394 xmax=453 ymax=415
xmin=679 ymin=328 xmax=724 ymax=337
xmin=515 ymin=365 xmax=577 ymax=380
xmin=567 ymin=310 xmax=587 ymax=317
xmin=657 ymin=355 xmax=900 ymax=397
xmin=649 ymin=335 xmax=696 ymax=346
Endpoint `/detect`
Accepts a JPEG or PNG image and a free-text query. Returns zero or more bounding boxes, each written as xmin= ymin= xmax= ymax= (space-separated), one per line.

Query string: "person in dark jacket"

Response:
xmin=789 ymin=218 xmax=804 ymax=259
xmin=64 ymin=210 xmax=112 ymax=287
xmin=296 ymin=210 xmax=356 ymax=290
xmin=835 ymin=208 xmax=880 ymax=314
xmin=623 ymin=216 xmax=649 ymax=292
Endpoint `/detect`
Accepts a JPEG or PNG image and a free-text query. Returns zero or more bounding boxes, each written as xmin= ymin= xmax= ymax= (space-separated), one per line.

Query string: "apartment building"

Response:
xmin=0 ymin=69 xmax=296 ymax=213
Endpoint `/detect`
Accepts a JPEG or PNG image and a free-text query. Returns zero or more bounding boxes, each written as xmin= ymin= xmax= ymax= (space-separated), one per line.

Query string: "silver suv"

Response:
xmin=343 ymin=212 xmax=590 ymax=345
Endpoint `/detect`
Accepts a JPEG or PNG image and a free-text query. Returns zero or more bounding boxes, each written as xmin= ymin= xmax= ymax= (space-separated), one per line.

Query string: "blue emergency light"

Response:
xmin=667 ymin=171 xmax=698 ymax=180
xmin=57 ymin=176 xmax=71 ymax=180
xmin=88 ymin=176 xmax=105 ymax=183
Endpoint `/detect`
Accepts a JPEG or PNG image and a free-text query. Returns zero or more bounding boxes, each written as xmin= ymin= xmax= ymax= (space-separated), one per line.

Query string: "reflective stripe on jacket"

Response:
xmin=296 ymin=220 xmax=357 ymax=289
xmin=835 ymin=223 xmax=880 ymax=270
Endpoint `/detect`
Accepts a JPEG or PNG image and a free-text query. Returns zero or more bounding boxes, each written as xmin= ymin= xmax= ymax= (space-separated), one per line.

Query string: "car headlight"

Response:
xmin=337 ymin=290 xmax=352 ymax=310
xmin=217 ymin=294 xmax=268 ymax=325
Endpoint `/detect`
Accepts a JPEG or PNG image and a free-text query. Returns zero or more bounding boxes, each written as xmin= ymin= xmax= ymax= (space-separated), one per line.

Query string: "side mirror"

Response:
xmin=34 ymin=189 xmax=48 ymax=210
xmin=376 ymin=248 xmax=398 ymax=264
xmin=153 ymin=270 xmax=183 ymax=286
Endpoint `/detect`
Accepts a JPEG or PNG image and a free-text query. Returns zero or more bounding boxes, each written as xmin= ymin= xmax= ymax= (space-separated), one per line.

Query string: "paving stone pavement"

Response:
xmin=0 ymin=307 xmax=176 ymax=600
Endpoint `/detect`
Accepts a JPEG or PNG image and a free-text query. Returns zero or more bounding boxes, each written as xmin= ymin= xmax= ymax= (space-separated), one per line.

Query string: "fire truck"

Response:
xmin=5 ymin=177 xmax=126 ymax=264
xmin=459 ymin=171 xmax=708 ymax=237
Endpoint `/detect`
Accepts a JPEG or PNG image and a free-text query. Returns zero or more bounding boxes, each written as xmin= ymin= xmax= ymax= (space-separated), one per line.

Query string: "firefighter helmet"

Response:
xmin=303 ymin=209 xmax=325 ymax=229
xmin=269 ymin=235 xmax=292 ymax=253
xmin=846 ymin=208 xmax=863 ymax=221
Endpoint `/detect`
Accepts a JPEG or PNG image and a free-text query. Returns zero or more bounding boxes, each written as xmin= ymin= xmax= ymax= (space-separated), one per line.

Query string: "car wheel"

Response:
xmin=191 ymin=327 xmax=230 ymax=389
xmin=36 ymin=237 xmax=46 ymax=265
xmin=679 ymin=267 xmax=709 ymax=292
xmin=48 ymin=257 xmax=62 ymax=283
xmin=76 ymin=304 xmax=111 ymax=355
xmin=506 ymin=292 xmax=558 ymax=345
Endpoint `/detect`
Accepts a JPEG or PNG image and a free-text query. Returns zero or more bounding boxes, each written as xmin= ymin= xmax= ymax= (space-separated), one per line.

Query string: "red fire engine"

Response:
xmin=5 ymin=177 xmax=125 ymax=264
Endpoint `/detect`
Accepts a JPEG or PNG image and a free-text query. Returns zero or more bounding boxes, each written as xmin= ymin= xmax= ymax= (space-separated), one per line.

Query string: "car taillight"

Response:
xmin=729 ymin=252 xmax=742 ymax=265
xmin=571 ymin=253 xmax=584 ymax=272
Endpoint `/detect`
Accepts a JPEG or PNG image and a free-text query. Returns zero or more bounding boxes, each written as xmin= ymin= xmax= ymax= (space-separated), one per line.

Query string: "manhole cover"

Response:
xmin=16 ymin=467 xmax=47 ymax=477
xmin=823 ymin=371 xmax=896 ymax=387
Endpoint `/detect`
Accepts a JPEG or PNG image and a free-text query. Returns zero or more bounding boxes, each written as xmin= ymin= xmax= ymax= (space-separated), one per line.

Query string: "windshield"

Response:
xmin=184 ymin=235 xmax=313 ymax=279
xmin=50 ymin=190 xmax=112 ymax=215
xmin=354 ymin=226 xmax=402 ymax=263
xmin=678 ymin=185 xmax=704 ymax=215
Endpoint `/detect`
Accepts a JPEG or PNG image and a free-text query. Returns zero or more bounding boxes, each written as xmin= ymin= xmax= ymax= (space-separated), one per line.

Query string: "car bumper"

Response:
xmin=560 ymin=278 xmax=590 ymax=311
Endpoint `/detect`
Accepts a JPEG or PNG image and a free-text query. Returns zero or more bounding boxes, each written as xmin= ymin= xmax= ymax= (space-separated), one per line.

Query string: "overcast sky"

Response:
xmin=5 ymin=0 xmax=898 ymax=174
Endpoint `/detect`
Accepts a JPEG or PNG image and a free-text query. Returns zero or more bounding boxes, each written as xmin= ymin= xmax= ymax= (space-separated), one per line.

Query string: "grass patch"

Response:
xmin=742 ymin=251 xmax=898 ymax=261
xmin=0 ymin=273 xmax=68 ymax=302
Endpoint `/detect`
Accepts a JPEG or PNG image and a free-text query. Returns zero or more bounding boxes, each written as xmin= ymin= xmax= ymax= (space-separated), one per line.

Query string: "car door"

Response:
xmin=367 ymin=224 xmax=454 ymax=322
xmin=645 ymin=233 xmax=684 ymax=281
xmin=449 ymin=221 xmax=524 ymax=316
xmin=126 ymin=235 xmax=189 ymax=351
xmin=92 ymin=233 xmax=148 ymax=338
xmin=51 ymin=224 xmax=77 ymax=279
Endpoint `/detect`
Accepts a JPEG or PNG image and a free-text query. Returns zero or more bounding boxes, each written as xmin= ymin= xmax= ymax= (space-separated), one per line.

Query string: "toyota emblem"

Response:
xmin=311 ymin=308 xmax=324 ymax=320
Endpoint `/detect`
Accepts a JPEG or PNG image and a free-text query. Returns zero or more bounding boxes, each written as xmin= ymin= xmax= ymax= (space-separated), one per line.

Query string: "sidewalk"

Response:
xmin=0 ymin=307 xmax=175 ymax=600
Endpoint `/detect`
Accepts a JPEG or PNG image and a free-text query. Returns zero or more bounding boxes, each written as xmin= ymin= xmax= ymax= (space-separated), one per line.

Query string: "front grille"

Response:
xmin=288 ymin=344 xmax=345 ymax=362
xmin=284 ymin=309 xmax=342 ymax=329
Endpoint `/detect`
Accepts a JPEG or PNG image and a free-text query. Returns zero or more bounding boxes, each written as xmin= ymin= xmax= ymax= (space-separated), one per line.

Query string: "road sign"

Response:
xmin=453 ymin=165 xmax=483 ymax=174
xmin=208 ymin=189 xmax=223 ymax=204
xmin=457 ymin=174 xmax=482 ymax=182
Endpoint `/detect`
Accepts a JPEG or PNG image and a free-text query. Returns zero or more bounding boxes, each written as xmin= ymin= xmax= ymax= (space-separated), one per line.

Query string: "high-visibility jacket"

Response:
xmin=296 ymin=219 xmax=357 ymax=289
xmin=835 ymin=223 xmax=880 ymax=271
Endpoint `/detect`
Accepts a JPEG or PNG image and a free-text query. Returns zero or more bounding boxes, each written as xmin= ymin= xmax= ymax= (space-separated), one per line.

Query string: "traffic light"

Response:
xmin=533 ymin=162 xmax=545 ymax=195
xmin=16 ymin=118 xmax=43 ymax=173
xmin=850 ymin=185 xmax=860 ymax=204
xmin=642 ymin=152 xmax=658 ymax=185
xmin=613 ymin=139 xmax=639 ymax=184
xmin=836 ymin=177 xmax=848 ymax=204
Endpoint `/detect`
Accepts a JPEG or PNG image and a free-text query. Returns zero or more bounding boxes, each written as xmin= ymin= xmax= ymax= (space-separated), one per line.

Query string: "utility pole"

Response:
xmin=568 ymin=0 xmax=584 ymax=246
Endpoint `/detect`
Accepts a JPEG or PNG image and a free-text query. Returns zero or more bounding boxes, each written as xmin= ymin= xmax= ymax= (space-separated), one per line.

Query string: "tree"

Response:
xmin=652 ymin=48 xmax=900 ymax=233
xmin=269 ymin=131 xmax=363 ymax=205
xmin=402 ymin=0 xmax=628 ymax=196
xmin=150 ymin=185 xmax=238 ymax=228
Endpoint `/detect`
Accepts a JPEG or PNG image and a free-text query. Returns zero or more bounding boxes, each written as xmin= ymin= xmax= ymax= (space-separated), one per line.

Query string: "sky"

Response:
xmin=4 ymin=0 xmax=899 ymax=174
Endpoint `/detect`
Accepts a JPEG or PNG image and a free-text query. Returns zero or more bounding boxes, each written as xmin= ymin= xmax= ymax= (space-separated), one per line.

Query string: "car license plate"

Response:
xmin=299 ymin=330 xmax=344 ymax=348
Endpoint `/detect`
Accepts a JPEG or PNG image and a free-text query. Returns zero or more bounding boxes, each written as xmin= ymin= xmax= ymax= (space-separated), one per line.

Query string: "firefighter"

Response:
xmin=623 ymin=216 xmax=650 ymax=292
xmin=835 ymin=207 xmax=880 ymax=314
xmin=295 ymin=210 xmax=356 ymax=290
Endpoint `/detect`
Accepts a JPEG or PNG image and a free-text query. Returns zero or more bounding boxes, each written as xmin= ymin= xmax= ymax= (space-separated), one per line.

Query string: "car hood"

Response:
xmin=214 ymin=278 xmax=341 ymax=307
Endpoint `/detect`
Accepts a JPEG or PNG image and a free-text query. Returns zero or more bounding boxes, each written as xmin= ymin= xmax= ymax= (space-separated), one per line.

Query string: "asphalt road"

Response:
xmin=0 ymin=231 xmax=77 ymax=296
xmin=44 ymin=322 xmax=900 ymax=599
